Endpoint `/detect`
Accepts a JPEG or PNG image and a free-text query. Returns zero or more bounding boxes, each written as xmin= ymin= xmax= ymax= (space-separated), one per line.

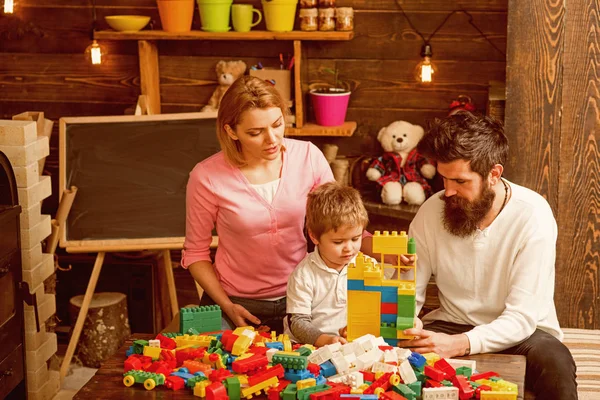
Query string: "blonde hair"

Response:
xmin=217 ymin=76 xmax=290 ymax=167
xmin=306 ymin=182 xmax=369 ymax=239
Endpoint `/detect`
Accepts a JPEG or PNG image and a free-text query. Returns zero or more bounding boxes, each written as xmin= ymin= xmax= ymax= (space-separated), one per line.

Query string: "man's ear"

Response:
xmin=308 ymin=230 xmax=320 ymax=246
xmin=489 ymin=164 xmax=504 ymax=185
xmin=224 ymin=124 xmax=238 ymax=140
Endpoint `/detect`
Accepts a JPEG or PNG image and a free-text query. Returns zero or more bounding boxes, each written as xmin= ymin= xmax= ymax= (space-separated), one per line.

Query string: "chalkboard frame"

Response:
xmin=59 ymin=112 xmax=219 ymax=253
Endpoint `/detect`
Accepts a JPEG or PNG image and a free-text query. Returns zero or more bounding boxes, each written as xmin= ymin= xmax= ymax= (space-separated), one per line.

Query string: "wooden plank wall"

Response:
xmin=506 ymin=0 xmax=599 ymax=329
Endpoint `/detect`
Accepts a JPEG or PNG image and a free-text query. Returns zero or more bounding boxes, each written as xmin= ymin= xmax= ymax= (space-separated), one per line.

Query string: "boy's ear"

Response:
xmin=307 ymin=230 xmax=320 ymax=246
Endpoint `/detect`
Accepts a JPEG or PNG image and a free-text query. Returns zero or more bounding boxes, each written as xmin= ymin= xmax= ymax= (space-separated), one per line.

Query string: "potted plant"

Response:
xmin=309 ymin=66 xmax=353 ymax=127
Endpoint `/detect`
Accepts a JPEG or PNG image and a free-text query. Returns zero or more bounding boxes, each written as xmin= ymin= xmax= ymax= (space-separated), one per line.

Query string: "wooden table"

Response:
xmin=75 ymin=334 xmax=526 ymax=399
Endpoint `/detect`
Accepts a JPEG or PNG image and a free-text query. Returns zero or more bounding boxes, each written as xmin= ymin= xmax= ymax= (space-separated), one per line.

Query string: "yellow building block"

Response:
xmin=143 ymin=345 xmax=161 ymax=360
xmin=480 ymin=391 xmax=518 ymax=400
xmin=296 ymin=378 xmax=316 ymax=390
xmin=372 ymin=231 xmax=408 ymax=254
xmin=348 ymin=290 xmax=381 ymax=341
xmin=234 ymin=326 xmax=254 ymax=335
xmin=422 ymin=352 xmax=441 ymax=366
xmin=283 ymin=339 xmax=292 ymax=352
xmin=241 ymin=376 xmax=279 ymax=399
xmin=232 ymin=335 xmax=252 ymax=356
xmin=276 ymin=351 xmax=301 ymax=356
xmin=194 ymin=380 xmax=210 ymax=397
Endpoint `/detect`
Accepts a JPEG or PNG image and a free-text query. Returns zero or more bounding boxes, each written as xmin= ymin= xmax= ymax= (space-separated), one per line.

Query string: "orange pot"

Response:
xmin=157 ymin=0 xmax=195 ymax=32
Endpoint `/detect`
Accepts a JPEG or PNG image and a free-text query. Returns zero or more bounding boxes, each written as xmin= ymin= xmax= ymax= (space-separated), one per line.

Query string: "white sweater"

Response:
xmin=409 ymin=180 xmax=562 ymax=354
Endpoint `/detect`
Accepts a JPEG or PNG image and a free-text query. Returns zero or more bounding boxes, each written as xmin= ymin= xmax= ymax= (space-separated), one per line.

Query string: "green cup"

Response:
xmin=232 ymin=4 xmax=262 ymax=32
xmin=197 ymin=0 xmax=233 ymax=32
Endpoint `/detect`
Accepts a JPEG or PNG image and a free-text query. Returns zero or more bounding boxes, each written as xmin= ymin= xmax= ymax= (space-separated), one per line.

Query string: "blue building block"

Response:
xmin=408 ymin=352 xmax=426 ymax=369
xmin=348 ymin=279 xmax=365 ymax=290
xmin=320 ymin=361 xmax=336 ymax=378
xmin=381 ymin=313 xmax=397 ymax=324
xmin=315 ymin=375 xmax=327 ymax=385
xmin=284 ymin=369 xmax=312 ymax=383
xmin=365 ymin=286 xmax=398 ymax=303
xmin=266 ymin=341 xmax=284 ymax=350
xmin=384 ymin=338 xmax=398 ymax=346
xmin=125 ymin=346 xmax=134 ymax=357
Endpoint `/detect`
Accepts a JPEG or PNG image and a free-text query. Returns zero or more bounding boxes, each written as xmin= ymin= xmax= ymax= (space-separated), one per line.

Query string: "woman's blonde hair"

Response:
xmin=306 ymin=182 xmax=369 ymax=240
xmin=216 ymin=76 xmax=290 ymax=167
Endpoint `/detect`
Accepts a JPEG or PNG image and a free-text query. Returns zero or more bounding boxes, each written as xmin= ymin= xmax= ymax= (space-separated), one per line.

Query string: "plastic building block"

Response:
xmin=471 ymin=371 xmax=500 ymax=381
xmin=362 ymin=372 xmax=393 ymax=394
xmin=456 ymin=366 xmax=471 ymax=379
xmin=433 ymin=359 xmax=456 ymax=379
xmin=232 ymin=353 xmax=268 ymax=374
xmin=194 ymin=380 xmax=211 ymax=397
xmin=380 ymin=392 xmax=407 ymax=400
xmin=284 ymin=368 xmax=312 ymax=382
xmin=348 ymin=279 xmax=365 ymax=290
xmin=268 ymin=379 xmax=292 ymax=400
xmin=241 ymin=376 xmax=279 ymax=399
xmin=210 ymin=368 xmax=234 ymax=382
xmin=392 ymin=383 xmax=416 ymax=400
xmin=248 ymin=364 xmax=285 ymax=387
xmin=320 ymin=360 xmax=337 ymax=378
xmin=146 ymin=360 xmax=171 ymax=376
xmin=381 ymin=303 xmax=398 ymax=315
xmin=180 ymin=305 xmax=222 ymax=335
xmin=122 ymin=370 xmax=166 ymax=390
xmin=424 ymin=366 xmax=447 ymax=382
xmin=297 ymin=384 xmax=331 ymax=400
xmin=143 ymin=345 xmax=162 ymax=361
xmin=124 ymin=354 xmax=152 ymax=372
xmin=225 ymin=377 xmax=241 ymax=400
xmin=452 ymin=375 xmax=474 ymax=399
xmin=408 ymin=353 xmax=426 ymax=369
xmin=187 ymin=375 xmax=209 ymax=389
xmin=272 ymin=353 xmax=308 ymax=370
xmin=421 ymin=386 xmax=459 ymax=400
xmin=206 ymin=381 xmax=229 ymax=400
xmin=165 ymin=375 xmax=186 ymax=390
xmin=297 ymin=378 xmax=317 ymax=390
xmin=232 ymin=335 xmax=253 ymax=356
xmin=479 ymin=392 xmax=517 ymax=400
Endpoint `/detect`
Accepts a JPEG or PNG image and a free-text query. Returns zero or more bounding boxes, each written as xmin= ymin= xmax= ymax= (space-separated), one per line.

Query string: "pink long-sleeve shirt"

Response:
xmin=182 ymin=138 xmax=334 ymax=299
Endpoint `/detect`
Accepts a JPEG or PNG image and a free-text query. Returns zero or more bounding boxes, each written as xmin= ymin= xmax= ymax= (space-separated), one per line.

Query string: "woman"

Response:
xmin=183 ymin=76 xmax=374 ymax=333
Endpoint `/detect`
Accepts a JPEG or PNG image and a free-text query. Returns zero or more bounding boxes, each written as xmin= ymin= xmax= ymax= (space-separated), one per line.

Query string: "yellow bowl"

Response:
xmin=105 ymin=15 xmax=151 ymax=32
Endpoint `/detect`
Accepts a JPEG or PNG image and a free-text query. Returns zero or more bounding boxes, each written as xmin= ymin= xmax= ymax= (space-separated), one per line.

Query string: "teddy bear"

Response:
xmin=201 ymin=60 xmax=247 ymax=112
xmin=366 ymin=120 xmax=436 ymax=206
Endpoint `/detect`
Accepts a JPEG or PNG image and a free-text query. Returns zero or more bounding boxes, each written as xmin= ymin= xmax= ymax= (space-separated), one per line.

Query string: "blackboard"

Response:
xmin=59 ymin=112 xmax=219 ymax=252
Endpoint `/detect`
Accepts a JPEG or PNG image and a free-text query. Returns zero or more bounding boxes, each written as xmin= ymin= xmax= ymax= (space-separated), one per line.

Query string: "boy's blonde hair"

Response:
xmin=217 ymin=76 xmax=290 ymax=167
xmin=306 ymin=182 xmax=369 ymax=239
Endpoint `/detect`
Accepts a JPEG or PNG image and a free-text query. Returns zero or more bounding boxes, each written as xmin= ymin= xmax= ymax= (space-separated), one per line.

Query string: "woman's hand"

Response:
xmin=314 ymin=334 xmax=347 ymax=347
xmin=224 ymin=303 xmax=261 ymax=328
xmin=339 ymin=326 xmax=347 ymax=338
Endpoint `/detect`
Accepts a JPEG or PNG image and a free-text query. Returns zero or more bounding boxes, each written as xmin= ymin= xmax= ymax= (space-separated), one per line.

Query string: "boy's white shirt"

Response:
xmin=285 ymin=248 xmax=377 ymax=342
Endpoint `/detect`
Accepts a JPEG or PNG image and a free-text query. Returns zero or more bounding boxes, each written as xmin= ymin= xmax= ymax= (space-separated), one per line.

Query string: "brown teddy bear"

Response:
xmin=201 ymin=60 xmax=247 ymax=112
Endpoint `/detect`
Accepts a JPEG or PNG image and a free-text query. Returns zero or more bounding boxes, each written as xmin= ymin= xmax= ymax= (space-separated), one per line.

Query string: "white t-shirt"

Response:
xmin=285 ymin=248 xmax=354 ymax=342
xmin=250 ymin=178 xmax=280 ymax=204
xmin=410 ymin=179 xmax=562 ymax=354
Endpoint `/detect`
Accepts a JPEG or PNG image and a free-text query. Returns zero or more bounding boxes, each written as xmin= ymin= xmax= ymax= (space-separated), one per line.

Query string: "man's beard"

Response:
xmin=442 ymin=185 xmax=496 ymax=237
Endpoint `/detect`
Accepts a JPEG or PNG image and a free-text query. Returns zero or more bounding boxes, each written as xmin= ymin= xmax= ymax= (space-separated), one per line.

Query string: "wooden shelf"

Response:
xmin=363 ymin=198 xmax=420 ymax=221
xmin=286 ymin=121 xmax=357 ymax=137
xmin=94 ymin=30 xmax=354 ymax=41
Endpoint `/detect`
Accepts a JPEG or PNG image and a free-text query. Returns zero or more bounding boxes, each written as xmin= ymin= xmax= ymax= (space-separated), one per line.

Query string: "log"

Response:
xmin=68 ymin=292 xmax=131 ymax=368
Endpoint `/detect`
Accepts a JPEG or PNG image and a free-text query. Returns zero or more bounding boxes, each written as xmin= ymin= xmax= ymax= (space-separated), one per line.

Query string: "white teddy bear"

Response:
xmin=366 ymin=120 xmax=436 ymax=205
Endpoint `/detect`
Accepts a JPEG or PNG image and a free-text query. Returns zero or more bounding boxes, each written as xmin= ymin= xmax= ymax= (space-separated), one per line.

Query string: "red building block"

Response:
xmin=165 ymin=375 xmax=186 ymax=391
xmin=433 ymin=359 xmax=456 ymax=379
xmin=156 ymin=333 xmax=177 ymax=350
xmin=452 ymin=375 xmax=474 ymax=400
xmin=470 ymin=371 xmax=500 ymax=381
xmin=232 ymin=353 xmax=268 ymax=374
xmin=381 ymin=303 xmax=398 ymax=315
xmin=146 ymin=360 xmax=171 ymax=376
xmin=160 ymin=349 xmax=177 ymax=369
xmin=210 ymin=368 xmax=234 ymax=383
xmin=206 ymin=381 xmax=229 ymax=400
xmin=424 ymin=366 xmax=447 ymax=382
xmin=249 ymin=345 xmax=268 ymax=355
xmin=475 ymin=385 xmax=492 ymax=399
xmin=360 ymin=371 xmax=375 ymax=383
xmin=310 ymin=383 xmax=351 ymax=400
xmin=248 ymin=364 xmax=285 ymax=387
xmin=363 ymin=372 xmax=393 ymax=394
xmin=307 ymin=363 xmax=321 ymax=376
xmin=425 ymin=380 xmax=443 ymax=388
xmin=380 ymin=391 xmax=407 ymax=400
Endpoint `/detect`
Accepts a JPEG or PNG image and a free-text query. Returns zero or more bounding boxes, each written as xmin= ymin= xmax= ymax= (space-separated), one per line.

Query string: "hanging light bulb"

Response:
xmin=85 ymin=40 xmax=106 ymax=65
xmin=4 ymin=0 xmax=14 ymax=13
xmin=414 ymin=44 xmax=437 ymax=83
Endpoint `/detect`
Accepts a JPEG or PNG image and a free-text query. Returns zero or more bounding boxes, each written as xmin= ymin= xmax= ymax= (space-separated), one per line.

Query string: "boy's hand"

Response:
xmin=314 ymin=334 xmax=347 ymax=347
xmin=224 ymin=303 xmax=261 ymax=328
xmin=339 ymin=326 xmax=347 ymax=338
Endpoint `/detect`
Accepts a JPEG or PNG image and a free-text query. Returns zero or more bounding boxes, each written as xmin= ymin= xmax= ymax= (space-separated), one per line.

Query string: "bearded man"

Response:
xmin=400 ymin=112 xmax=577 ymax=400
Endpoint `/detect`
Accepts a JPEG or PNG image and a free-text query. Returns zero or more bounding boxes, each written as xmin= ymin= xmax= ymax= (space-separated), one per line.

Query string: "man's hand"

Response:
xmin=400 ymin=254 xmax=415 ymax=266
xmin=398 ymin=328 xmax=469 ymax=359
xmin=223 ymin=303 xmax=261 ymax=328
xmin=339 ymin=326 xmax=347 ymax=338
xmin=314 ymin=334 xmax=347 ymax=347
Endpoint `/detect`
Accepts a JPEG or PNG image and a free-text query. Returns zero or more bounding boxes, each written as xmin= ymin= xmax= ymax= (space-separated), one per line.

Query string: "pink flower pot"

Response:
xmin=310 ymin=88 xmax=351 ymax=126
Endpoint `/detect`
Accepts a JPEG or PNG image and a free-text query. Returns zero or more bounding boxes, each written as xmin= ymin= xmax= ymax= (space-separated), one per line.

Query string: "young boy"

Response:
xmin=285 ymin=182 xmax=370 ymax=347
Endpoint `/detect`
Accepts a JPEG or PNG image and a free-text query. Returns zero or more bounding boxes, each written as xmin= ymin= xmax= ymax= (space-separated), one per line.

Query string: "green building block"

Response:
xmin=380 ymin=323 xmax=397 ymax=338
xmin=133 ymin=340 xmax=149 ymax=354
xmin=296 ymin=346 xmax=312 ymax=357
xmin=441 ymin=380 xmax=453 ymax=387
xmin=124 ymin=370 xmax=166 ymax=386
xmin=282 ymin=384 xmax=297 ymax=400
xmin=297 ymin=384 xmax=330 ymax=400
xmin=161 ymin=332 xmax=182 ymax=338
xmin=414 ymin=370 xmax=426 ymax=383
xmin=180 ymin=305 xmax=222 ymax=334
xmin=392 ymin=383 xmax=417 ymax=400
xmin=407 ymin=381 xmax=422 ymax=397
xmin=272 ymin=354 xmax=308 ymax=370
xmin=407 ymin=238 xmax=416 ymax=254
xmin=489 ymin=376 xmax=502 ymax=382
xmin=456 ymin=366 xmax=472 ymax=378
xmin=187 ymin=375 xmax=208 ymax=388
xmin=225 ymin=377 xmax=241 ymax=400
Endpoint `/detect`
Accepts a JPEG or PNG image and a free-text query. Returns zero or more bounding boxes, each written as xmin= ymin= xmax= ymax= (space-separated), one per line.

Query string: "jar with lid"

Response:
xmin=299 ymin=8 xmax=318 ymax=31
xmin=299 ymin=0 xmax=317 ymax=8
xmin=318 ymin=0 xmax=335 ymax=7
xmin=318 ymin=8 xmax=335 ymax=31
xmin=335 ymin=7 xmax=354 ymax=31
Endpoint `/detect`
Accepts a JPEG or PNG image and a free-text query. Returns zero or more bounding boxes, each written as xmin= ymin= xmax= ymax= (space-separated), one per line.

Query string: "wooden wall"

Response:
xmin=506 ymin=0 xmax=599 ymax=329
